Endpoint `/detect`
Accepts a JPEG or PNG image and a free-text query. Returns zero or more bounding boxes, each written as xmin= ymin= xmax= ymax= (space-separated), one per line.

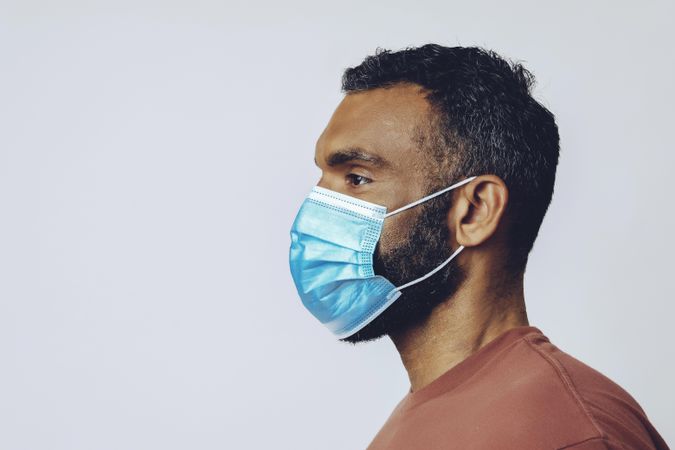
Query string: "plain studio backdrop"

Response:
xmin=1 ymin=1 xmax=673 ymax=449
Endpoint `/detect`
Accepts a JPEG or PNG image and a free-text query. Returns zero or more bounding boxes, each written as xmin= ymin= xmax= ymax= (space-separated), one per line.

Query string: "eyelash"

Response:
xmin=346 ymin=173 xmax=372 ymax=186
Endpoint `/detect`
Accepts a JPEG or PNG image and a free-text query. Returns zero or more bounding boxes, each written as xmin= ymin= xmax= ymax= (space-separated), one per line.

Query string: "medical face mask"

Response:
xmin=289 ymin=176 xmax=476 ymax=339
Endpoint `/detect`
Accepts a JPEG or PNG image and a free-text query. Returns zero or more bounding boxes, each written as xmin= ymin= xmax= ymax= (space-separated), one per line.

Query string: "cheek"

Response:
xmin=378 ymin=213 xmax=417 ymax=253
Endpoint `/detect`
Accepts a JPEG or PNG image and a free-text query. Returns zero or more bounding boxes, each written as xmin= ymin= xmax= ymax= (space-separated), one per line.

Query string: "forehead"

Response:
xmin=315 ymin=83 xmax=432 ymax=169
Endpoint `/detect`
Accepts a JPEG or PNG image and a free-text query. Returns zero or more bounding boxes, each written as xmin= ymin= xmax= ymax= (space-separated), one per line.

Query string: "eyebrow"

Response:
xmin=315 ymin=147 xmax=391 ymax=169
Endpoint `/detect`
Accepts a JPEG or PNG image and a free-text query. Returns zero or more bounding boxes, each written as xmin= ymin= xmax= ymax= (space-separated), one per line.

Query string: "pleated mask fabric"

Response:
xmin=289 ymin=177 xmax=476 ymax=338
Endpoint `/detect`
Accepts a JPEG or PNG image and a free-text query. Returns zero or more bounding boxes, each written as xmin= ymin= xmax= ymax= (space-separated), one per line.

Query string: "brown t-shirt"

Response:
xmin=367 ymin=326 xmax=669 ymax=450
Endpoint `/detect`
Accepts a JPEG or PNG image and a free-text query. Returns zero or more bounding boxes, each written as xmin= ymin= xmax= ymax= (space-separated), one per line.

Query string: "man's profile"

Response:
xmin=288 ymin=44 xmax=669 ymax=449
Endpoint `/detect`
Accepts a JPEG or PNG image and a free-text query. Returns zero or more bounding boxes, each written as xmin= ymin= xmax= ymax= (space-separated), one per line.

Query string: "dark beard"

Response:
xmin=340 ymin=194 xmax=468 ymax=344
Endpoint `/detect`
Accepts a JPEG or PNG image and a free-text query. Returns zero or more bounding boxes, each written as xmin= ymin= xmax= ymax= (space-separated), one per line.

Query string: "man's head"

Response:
xmin=313 ymin=44 xmax=560 ymax=343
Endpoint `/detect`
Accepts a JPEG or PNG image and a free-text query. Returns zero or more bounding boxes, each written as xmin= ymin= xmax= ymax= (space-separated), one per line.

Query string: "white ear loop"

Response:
xmin=383 ymin=175 xmax=476 ymax=291
xmin=393 ymin=244 xmax=464 ymax=291
xmin=384 ymin=176 xmax=477 ymax=218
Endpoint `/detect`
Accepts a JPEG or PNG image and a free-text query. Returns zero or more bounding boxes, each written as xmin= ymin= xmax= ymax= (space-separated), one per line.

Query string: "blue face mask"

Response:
xmin=289 ymin=176 xmax=477 ymax=339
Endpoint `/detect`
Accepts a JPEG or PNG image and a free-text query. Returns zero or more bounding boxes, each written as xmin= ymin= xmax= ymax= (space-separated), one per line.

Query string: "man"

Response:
xmin=288 ymin=44 xmax=669 ymax=449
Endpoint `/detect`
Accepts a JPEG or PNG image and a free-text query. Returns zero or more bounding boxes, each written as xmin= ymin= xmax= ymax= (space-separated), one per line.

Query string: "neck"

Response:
xmin=389 ymin=269 xmax=528 ymax=392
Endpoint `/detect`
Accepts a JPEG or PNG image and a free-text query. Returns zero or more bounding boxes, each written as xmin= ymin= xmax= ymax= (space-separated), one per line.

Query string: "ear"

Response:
xmin=450 ymin=175 xmax=509 ymax=247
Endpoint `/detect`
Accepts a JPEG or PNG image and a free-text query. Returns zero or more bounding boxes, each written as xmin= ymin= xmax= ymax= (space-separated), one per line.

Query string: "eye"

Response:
xmin=346 ymin=173 xmax=372 ymax=186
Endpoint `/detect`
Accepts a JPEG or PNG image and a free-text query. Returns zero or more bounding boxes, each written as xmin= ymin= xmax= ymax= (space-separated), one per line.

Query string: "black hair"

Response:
xmin=341 ymin=44 xmax=560 ymax=272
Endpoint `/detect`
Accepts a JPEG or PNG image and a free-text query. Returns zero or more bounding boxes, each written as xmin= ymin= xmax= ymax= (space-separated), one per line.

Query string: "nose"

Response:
xmin=315 ymin=173 xmax=347 ymax=195
xmin=316 ymin=176 xmax=327 ymax=189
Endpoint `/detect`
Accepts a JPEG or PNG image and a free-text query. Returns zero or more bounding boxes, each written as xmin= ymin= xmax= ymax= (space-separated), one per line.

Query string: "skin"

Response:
xmin=314 ymin=83 xmax=529 ymax=392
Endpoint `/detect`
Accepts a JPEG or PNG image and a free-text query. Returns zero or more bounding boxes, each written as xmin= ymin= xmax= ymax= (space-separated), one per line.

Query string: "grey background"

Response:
xmin=1 ymin=1 xmax=673 ymax=449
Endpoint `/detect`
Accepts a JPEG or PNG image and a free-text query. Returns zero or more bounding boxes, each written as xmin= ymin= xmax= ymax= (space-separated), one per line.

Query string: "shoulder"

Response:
xmin=517 ymin=333 xmax=666 ymax=449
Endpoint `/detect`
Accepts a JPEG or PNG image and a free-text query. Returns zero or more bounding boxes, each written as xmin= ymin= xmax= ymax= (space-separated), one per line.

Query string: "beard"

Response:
xmin=340 ymin=193 xmax=468 ymax=344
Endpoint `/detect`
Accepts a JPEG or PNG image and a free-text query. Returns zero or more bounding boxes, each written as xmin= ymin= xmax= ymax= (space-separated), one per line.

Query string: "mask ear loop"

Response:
xmin=393 ymin=245 xmax=464 ymax=292
xmin=382 ymin=175 xmax=477 ymax=292
xmin=384 ymin=176 xmax=477 ymax=219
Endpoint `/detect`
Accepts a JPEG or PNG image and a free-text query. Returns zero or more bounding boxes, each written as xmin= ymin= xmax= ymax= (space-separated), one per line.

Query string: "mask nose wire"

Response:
xmin=383 ymin=176 xmax=477 ymax=218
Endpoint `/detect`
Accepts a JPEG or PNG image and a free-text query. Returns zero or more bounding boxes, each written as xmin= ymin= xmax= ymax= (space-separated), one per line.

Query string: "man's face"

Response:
xmin=315 ymin=83 xmax=432 ymax=253
xmin=314 ymin=83 xmax=467 ymax=343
